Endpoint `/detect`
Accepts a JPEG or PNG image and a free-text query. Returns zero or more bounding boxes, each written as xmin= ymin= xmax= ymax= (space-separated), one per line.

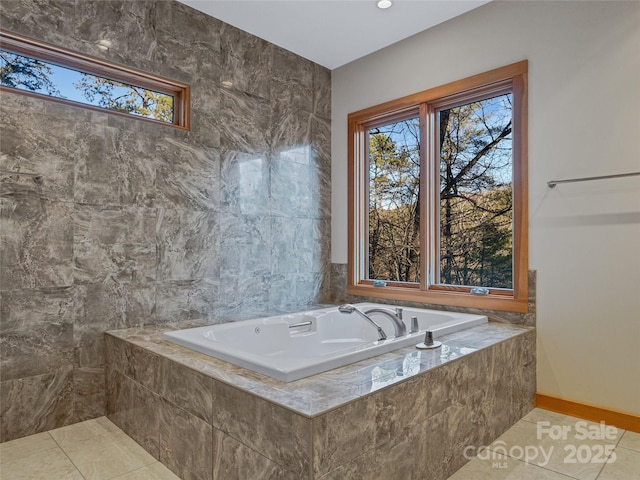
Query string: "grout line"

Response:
xmin=0 ymin=446 xmax=63 ymax=467
xmin=469 ymin=447 xmax=579 ymax=480
xmin=482 ymin=445 xmax=599 ymax=480
xmin=519 ymin=414 xmax=541 ymax=424
xmin=483 ymin=418 xmax=629 ymax=480
xmin=49 ymin=426 xmax=158 ymax=480
xmin=533 ymin=463 xmax=586 ymax=480
xmin=103 ymin=462 xmax=161 ymax=480
xmin=0 ymin=431 xmax=59 ymax=467
xmin=592 ymin=460 xmax=608 ymax=480
xmin=616 ymin=444 xmax=640 ymax=454
xmin=48 ymin=431 xmax=89 ymax=480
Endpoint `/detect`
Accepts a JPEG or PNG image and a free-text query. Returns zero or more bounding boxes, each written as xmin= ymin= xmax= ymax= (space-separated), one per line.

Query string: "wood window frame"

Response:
xmin=347 ymin=61 xmax=528 ymax=312
xmin=0 ymin=30 xmax=190 ymax=129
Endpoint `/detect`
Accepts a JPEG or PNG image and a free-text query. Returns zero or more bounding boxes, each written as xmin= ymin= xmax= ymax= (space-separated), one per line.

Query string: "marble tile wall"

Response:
xmin=0 ymin=0 xmax=331 ymax=441
xmin=105 ymin=326 xmax=535 ymax=480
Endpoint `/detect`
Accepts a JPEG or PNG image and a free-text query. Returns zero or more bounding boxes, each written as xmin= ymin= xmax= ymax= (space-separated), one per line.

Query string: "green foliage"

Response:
xmin=439 ymin=186 xmax=513 ymax=288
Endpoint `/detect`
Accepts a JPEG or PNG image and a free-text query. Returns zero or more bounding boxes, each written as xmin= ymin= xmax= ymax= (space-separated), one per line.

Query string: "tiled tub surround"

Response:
xmin=0 ymin=0 xmax=331 ymax=440
xmin=106 ymin=322 xmax=535 ymax=480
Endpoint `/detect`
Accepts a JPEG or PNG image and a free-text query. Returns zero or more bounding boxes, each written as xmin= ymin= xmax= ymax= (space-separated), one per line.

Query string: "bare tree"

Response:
xmin=74 ymin=74 xmax=174 ymax=123
xmin=367 ymin=93 xmax=513 ymax=288
xmin=0 ymin=51 xmax=173 ymax=122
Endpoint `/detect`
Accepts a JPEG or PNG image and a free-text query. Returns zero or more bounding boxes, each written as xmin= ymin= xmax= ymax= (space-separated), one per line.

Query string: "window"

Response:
xmin=348 ymin=61 xmax=528 ymax=312
xmin=0 ymin=30 xmax=189 ymax=128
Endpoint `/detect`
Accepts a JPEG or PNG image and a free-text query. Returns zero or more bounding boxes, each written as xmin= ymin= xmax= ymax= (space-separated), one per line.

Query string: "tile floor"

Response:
xmin=0 ymin=408 xmax=638 ymax=479
xmin=0 ymin=417 xmax=178 ymax=480
xmin=449 ymin=408 xmax=640 ymax=480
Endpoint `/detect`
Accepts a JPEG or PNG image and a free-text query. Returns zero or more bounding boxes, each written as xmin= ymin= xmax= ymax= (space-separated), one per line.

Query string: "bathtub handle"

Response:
xmin=410 ymin=316 xmax=419 ymax=334
xmin=288 ymin=321 xmax=313 ymax=329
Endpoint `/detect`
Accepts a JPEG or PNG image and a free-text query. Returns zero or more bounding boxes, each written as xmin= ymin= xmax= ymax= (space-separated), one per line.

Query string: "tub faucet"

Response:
xmin=363 ymin=307 xmax=407 ymax=338
xmin=338 ymin=304 xmax=388 ymax=341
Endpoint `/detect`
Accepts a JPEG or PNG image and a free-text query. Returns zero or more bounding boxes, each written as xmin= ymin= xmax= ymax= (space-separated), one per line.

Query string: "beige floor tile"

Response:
xmin=448 ymin=451 xmax=575 ymax=480
xmin=618 ymin=430 xmax=640 ymax=453
xmin=597 ymin=447 xmax=640 ymax=480
xmin=539 ymin=445 xmax=607 ymax=480
xmin=0 ymin=431 xmax=58 ymax=465
xmin=538 ymin=418 xmax=621 ymax=480
xmin=0 ymin=445 xmax=84 ymax=480
xmin=521 ymin=408 xmax=572 ymax=426
xmin=50 ymin=416 xmax=122 ymax=444
xmin=520 ymin=408 xmax=625 ymax=440
xmin=522 ymin=409 xmax=625 ymax=440
xmin=489 ymin=416 xmax=620 ymax=480
xmin=111 ymin=461 xmax=182 ymax=479
xmin=538 ymin=416 xmax=624 ymax=445
xmin=489 ymin=419 xmax=542 ymax=455
xmin=447 ymin=452 xmax=520 ymax=480
xmin=60 ymin=430 xmax=156 ymax=480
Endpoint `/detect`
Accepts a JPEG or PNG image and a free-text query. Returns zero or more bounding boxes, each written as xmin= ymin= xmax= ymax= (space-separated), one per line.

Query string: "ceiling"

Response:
xmin=177 ymin=0 xmax=490 ymax=70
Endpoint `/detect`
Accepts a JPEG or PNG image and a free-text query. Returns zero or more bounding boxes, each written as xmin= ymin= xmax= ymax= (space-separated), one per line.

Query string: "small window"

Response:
xmin=0 ymin=30 xmax=189 ymax=129
xmin=367 ymin=113 xmax=422 ymax=284
xmin=348 ymin=62 xmax=528 ymax=312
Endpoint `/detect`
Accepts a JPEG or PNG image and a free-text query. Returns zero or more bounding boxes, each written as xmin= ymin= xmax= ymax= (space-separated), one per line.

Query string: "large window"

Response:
xmin=348 ymin=62 xmax=528 ymax=312
xmin=0 ymin=30 xmax=189 ymax=128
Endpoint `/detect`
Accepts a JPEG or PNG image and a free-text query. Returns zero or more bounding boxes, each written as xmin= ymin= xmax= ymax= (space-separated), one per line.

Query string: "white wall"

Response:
xmin=332 ymin=1 xmax=640 ymax=414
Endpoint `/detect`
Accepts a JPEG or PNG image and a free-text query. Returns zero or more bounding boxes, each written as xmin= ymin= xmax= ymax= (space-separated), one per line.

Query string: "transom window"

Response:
xmin=0 ymin=30 xmax=189 ymax=129
xmin=348 ymin=62 xmax=528 ymax=312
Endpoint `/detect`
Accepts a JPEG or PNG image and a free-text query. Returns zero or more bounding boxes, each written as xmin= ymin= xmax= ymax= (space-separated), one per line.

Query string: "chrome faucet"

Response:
xmin=338 ymin=304 xmax=408 ymax=339
xmin=362 ymin=306 xmax=407 ymax=338
xmin=338 ymin=304 xmax=388 ymax=341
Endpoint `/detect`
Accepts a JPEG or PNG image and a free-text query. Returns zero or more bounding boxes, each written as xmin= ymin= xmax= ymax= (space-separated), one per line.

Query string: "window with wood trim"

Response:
xmin=0 ymin=30 xmax=189 ymax=129
xmin=348 ymin=61 xmax=528 ymax=312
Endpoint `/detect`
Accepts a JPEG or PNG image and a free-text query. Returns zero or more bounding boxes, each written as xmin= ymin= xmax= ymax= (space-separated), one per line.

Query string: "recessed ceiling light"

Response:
xmin=377 ymin=0 xmax=392 ymax=9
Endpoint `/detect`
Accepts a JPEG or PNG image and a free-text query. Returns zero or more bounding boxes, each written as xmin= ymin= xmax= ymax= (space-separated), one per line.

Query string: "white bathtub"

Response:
xmin=163 ymin=303 xmax=487 ymax=382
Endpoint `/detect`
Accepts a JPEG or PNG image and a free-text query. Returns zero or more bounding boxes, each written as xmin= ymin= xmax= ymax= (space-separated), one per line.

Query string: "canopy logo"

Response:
xmin=463 ymin=420 xmax=619 ymax=468
xmin=536 ymin=421 xmax=618 ymax=441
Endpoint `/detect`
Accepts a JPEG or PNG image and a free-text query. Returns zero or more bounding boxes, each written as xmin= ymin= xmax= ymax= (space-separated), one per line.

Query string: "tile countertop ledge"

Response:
xmin=106 ymin=320 xmax=533 ymax=418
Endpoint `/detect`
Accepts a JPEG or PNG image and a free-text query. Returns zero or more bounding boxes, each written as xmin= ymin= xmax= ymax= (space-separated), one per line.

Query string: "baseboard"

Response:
xmin=535 ymin=393 xmax=640 ymax=433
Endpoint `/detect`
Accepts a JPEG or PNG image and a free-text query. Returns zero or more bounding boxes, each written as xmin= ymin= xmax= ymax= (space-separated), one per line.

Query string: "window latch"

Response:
xmin=470 ymin=287 xmax=490 ymax=295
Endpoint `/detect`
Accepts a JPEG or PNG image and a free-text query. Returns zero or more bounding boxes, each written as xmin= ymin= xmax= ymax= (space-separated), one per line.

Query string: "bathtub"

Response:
xmin=163 ymin=303 xmax=487 ymax=382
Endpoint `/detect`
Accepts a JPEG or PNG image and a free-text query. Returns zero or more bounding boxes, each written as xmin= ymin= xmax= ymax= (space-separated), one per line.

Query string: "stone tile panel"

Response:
xmin=0 ymin=287 xmax=74 ymax=380
xmin=0 ymin=368 xmax=73 ymax=442
xmin=213 ymin=428 xmax=304 ymax=480
xmin=210 ymin=379 xmax=312 ymax=477
xmin=158 ymin=355 xmax=213 ymax=424
xmin=158 ymin=398 xmax=213 ymax=480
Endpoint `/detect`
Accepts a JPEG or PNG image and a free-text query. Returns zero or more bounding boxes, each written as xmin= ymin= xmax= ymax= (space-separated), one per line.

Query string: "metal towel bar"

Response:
xmin=547 ymin=171 xmax=640 ymax=188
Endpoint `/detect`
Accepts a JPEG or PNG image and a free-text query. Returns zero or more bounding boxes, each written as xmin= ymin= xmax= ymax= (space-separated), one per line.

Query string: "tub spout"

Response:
xmin=338 ymin=304 xmax=388 ymax=341
xmin=363 ymin=307 xmax=407 ymax=338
